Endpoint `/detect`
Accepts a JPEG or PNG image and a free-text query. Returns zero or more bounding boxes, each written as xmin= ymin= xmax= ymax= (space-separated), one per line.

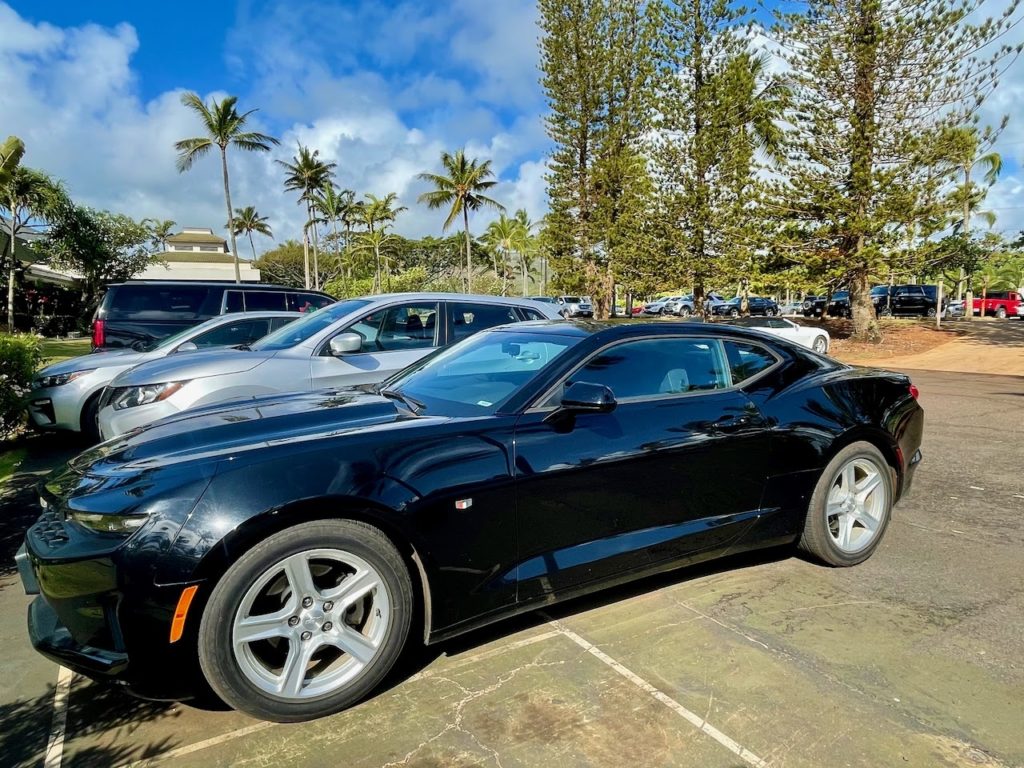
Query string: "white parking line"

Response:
xmin=43 ymin=665 xmax=74 ymax=768
xmin=120 ymin=722 xmax=274 ymax=767
xmin=546 ymin=617 xmax=768 ymax=768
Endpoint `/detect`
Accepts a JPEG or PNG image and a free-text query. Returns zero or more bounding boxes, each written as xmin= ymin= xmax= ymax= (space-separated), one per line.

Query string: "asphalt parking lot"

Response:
xmin=2 ymin=367 xmax=1023 ymax=768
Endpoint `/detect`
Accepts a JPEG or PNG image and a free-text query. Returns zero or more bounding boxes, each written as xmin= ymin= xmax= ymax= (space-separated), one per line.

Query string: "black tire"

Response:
xmin=766 ymin=308 xmax=776 ymax=317
xmin=678 ymin=307 xmax=691 ymax=318
xmin=878 ymin=306 xmax=892 ymax=318
xmin=729 ymin=308 xmax=739 ymax=317
xmin=926 ymin=307 xmax=936 ymax=318
xmin=996 ymin=307 xmax=1007 ymax=319
xmin=798 ymin=441 xmax=894 ymax=567
xmin=812 ymin=335 xmax=828 ymax=354
xmin=79 ymin=392 xmax=102 ymax=444
xmin=198 ymin=519 xmax=413 ymax=722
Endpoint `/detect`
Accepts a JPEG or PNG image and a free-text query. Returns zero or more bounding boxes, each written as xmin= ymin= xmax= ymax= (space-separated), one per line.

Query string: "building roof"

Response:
xmin=154 ymin=251 xmax=242 ymax=264
xmin=166 ymin=228 xmax=227 ymax=245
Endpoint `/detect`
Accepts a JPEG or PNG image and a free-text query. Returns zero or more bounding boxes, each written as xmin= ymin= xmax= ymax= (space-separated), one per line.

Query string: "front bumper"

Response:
xmin=98 ymin=399 xmax=179 ymax=440
xmin=26 ymin=386 xmax=87 ymax=432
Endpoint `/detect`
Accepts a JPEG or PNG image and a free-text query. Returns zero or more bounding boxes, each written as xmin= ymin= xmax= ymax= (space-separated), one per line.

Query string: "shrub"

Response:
xmin=0 ymin=334 xmax=43 ymax=441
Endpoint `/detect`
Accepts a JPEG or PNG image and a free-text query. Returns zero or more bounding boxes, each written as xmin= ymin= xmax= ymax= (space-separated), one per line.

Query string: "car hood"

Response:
xmin=72 ymin=388 xmax=424 ymax=473
xmin=36 ymin=349 xmax=149 ymax=379
xmin=109 ymin=348 xmax=272 ymax=386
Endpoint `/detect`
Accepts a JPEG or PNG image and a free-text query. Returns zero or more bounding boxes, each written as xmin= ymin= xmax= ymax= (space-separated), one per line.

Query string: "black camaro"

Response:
xmin=17 ymin=321 xmax=923 ymax=722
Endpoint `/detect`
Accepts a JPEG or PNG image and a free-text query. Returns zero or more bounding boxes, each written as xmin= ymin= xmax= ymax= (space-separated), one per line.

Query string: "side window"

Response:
xmin=766 ymin=318 xmax=789 ymax=329
xmin=449 ymin=302 xmax=521 ymax=342
xmin=563 ymin=338 xmax=730 ymax=402
xmin=346 ymin=303 xmax=439 ymax=353
xmin=191 ymin=319 xmax=270 ymax=349
xmin=243 ymin=291 xmax=287 ymax=311
xmin=224 ymin=290 xmax=245 ymax=313
xmin=288 ymin=293 xmax=335 ymax=312
xmin=518 ymin=307 xmax=547 ymax=321
xmin=269 ymin=316 xmax=298 ymax=331
xmin=723 ymin=341 xmax=777 ymax=384
xmin=894 ymin=287 xmax=910 ymax=298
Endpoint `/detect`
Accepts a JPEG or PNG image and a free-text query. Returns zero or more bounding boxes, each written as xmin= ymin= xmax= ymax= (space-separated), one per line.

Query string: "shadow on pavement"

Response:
xmin=2 ymin=678 xmax=180 ymax=768
xmin=0 ymin=434 xmax=83 ymax=580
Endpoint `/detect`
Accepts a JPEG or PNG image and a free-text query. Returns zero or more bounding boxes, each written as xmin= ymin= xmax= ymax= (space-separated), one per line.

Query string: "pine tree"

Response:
xmin=774 ymin=0 xmax=1021 ymax=339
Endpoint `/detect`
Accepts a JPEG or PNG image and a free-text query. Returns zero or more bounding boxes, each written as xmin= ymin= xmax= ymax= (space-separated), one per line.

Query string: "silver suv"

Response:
xmin=27 ymin=311 xmax=300 ymax=441
xmin=97 ymin=293 xmax=562 ymax=438
xmin=555 ymin=296 xmax=593 ymax=317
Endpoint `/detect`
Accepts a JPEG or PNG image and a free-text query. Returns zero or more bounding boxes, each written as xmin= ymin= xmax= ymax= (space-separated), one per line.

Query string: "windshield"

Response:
xmin=251 ymin=299 xmax=370 ymax=351
xmin=562 ymin=296 xmax=581 ymax=303
xmin=385 ymin=329 xmax=581 ymax=416
xmin=146 ymin=322 xmax=211 ymax=352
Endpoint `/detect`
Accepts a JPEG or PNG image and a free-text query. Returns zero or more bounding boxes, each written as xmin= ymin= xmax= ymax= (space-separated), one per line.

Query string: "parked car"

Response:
xmin=96 ymin=294 xmax=562 ymax=439
xmin=803 ymin=291 xmax=850 ymax=318
xmin=945 ymin=299 xmax=966 ymax=318
xmin=90 ymin=281 xmax=335 ymax=350
xmin=972 ymin=290 xmax=1021 ymax=319
xmin=27 ymin=311 xmax=301 ymax=442
xmin=729 ymin=316 xmax=831 ymax=354
xmin=778 ymin=300 xmax=805 ymax=316
xmin=642 ymin=296 xmax=685 ymax=315
xmin=18 ymin=320 xmax=923 ymax=721
xmin=1017 ymin=302 xmax=1024 ymax=319
xmin=875 ymin=284 xmax=943 ymax=317
xmin=711 ymin=296 xmax=780 ymax=317
xmin=527 ymin=296 xmax=558 ymax=304
xmin=555 ymin=295 xmax=593 ymax=317
xmin=673 ymin=292 xmax=727 ymax=316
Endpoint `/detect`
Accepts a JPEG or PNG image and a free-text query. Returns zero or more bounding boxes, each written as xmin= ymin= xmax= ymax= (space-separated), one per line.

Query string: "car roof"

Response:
xmin=106 ymin=280 xmax=334 ymax=295
xmin=489 ymin=319 xmax=800 ymax=345
xmin=357 ymin=292 xmax=556 ymax=304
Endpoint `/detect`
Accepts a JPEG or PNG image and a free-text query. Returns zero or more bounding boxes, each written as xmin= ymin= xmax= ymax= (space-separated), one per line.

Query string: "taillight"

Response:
xmin=909 ymin=383 xmax=919 ymax=400
xmin=92 ymin=318 xmax=105 ymax=348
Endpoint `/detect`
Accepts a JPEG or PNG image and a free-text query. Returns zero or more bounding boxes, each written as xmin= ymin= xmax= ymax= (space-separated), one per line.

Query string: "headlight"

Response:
xmin=35 ymin=369 xmax=94 ymax=388
xmin=69 ymin=510 xmax=149 ymax=534
xmin=111 ymin=381 xmax=188 ymax=411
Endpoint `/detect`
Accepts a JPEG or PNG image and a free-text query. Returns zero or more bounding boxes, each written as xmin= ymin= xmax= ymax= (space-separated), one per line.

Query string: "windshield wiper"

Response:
xmin=379 ymin=388 xmax=425 ymax=414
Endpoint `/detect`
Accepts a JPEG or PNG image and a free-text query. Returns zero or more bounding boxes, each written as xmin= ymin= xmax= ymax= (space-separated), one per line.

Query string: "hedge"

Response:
xmin=0 ymin=334 xmax=44 ymax=441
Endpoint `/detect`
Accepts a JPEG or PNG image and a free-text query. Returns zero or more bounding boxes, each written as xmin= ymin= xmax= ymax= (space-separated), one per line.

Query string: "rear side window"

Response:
xmin=104 ymin=285 xmax=211 ymax=320
xmin=242 ymin=291 xmax=287 ymax=311
xmin=191 ymin=319 xmax=272 ymax=348
xmin=288 ymin=293 xmax=335 ymax=312
xmin=348 ymin=303 xmax=439 ymax=353
xmin=449 ymin=302 xmax=521 ymax=342
xmin=519 ymin=307 xmax=547 ymax=321
xmin=724 ymin=341 xmax=777 ymax=384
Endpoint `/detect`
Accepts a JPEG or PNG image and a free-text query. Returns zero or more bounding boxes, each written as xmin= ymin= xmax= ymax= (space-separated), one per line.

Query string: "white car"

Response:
xmin=729 ymin=316 xmax=830 ymax=354
xmin=97 ymin=293 xmax=562 ymax=439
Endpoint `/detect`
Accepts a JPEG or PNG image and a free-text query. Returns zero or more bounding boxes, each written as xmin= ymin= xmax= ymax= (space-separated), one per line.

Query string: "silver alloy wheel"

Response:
xmin=231 ymin=548 xmax=390 ymax=700
xmin=826 ymin=458 xmax=888 ymax=553
xmin=812 ymin=335 xmax=828 ymax=353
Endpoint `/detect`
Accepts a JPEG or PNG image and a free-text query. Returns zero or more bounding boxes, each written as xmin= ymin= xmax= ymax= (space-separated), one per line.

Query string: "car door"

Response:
xmin=309 ymin=301 xmax=441 ymax=390
xmin=512 ymin=335 xmax=773 ymax=601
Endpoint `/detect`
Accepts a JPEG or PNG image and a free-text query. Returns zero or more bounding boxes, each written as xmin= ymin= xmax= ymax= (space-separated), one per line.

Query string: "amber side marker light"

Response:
xmin=170 ymin=585 xmax=199 ymax=643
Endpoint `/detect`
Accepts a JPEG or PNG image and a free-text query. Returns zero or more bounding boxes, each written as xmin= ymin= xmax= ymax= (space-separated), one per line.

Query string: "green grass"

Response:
xmin=39 ymin=337 xmax=91 ymax=366
xmin=0 ymin=445 xmax=26 ymax=486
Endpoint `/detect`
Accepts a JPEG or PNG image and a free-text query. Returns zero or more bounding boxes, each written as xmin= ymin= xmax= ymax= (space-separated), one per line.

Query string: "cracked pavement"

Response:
xmin=1 ymin=368 xmax=1022 ymax=767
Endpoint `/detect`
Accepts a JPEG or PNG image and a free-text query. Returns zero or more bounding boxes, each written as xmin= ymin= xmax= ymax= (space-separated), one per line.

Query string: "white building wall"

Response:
xmin=136 ymin=260 xmax=261 ymax=282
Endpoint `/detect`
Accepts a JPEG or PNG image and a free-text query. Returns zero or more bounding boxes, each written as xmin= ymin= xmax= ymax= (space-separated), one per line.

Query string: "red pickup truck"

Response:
xmin=974 ymin=291 xmax=1021 ymax=319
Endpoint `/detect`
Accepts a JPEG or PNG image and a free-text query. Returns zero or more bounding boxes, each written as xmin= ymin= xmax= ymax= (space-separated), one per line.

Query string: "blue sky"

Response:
xmin=2 ymin=0 xmax=1022 ymax=256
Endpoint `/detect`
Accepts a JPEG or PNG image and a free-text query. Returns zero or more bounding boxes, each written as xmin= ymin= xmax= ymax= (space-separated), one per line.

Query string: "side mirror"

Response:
xmin=560 ymin=381 xmax=617 ymax=413
xmin=175 ymin=341 xmax=198 ymax=353
xmin=329 ymin=332 xmax=363 ymax=356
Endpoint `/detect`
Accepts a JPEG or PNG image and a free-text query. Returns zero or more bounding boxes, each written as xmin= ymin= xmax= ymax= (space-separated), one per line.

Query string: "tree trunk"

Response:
xmin=248 ymin=233 xmax=257 ymax=262
xmin=463 ymin=206 xmax=472 ymax=293
xmin=7 ymin=208 xmax=16 ymax=331
xmin=374 ymin=244 xmax=381 ymax=293
xmin=522 ymin=252 xmax=528 ymax=296
xmin=311 ymin=219 xmax=321 ymax=291
xmin=302 ymin=201 xmax=311 ymax=290
xmin=221 ymin=147 xmax=242 ymax=284
xmin=962 ymin=165 xmax=973 ymax=322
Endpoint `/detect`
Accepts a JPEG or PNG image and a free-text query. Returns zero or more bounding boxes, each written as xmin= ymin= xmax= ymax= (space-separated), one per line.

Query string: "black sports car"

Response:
xmin=17 ymin=321 xmax=924 ymax=722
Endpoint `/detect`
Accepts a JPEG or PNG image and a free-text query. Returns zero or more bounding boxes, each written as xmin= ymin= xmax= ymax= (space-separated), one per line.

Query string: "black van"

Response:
xmin=91 ymin=281 xmax=336 ymax=349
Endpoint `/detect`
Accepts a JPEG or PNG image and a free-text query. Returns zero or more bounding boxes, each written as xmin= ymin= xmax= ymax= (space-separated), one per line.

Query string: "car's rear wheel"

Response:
xmin=198 ymin=519 xmax=413 ymax=722
xmin=678 ymin=307 xmax=691 ymax=318
xmin=799 ymin=442 xmax=893 ymax=566
xmin=878 ymin=306 xmax=892 ymax=317
xmin=926 ymin=307 xmax=936 ymax=318
xmin=811 ymin=335 xmax=828 ymax=354
xmin=996 ymin=306 xmax=1007 ymax=319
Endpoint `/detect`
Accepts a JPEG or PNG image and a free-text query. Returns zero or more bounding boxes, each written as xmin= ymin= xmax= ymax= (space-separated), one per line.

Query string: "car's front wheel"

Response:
xmin=729 ymin=308 xmax=739 ymax=317
xmin=811 ymin=335 xmax=828 ymax=354
xmin=198 ymin=519 xmax=413 ymax=722
xmin=799 ymin=442 xmax=893 ymax=566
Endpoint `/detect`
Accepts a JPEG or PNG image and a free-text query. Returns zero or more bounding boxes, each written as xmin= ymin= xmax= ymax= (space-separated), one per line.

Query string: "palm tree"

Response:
xmin=0 ymin=136 xmax=25 ymax=188
xmin=142 ymin=218 xmax=176 ymax=252
xmin=353 ymin=230 xmax=397 ymax=293
xmin=277 ymin=145 xmax=336 ymax=289
xmin=1 ymin=167 xmax=63 ymax=329
xmin=175 ymin=93 xmax=278 ymax=283
xmin=512 ymin=209 xmax=538 ymax=296
xmin=312 ymin=185 xmax=349 ymax=292
xmin=362 ymin=193 xmax=406 ymax=234
xmin=417 ymin=149 xmax=504 ymax=292
xmin=231 ymin=206 xmax=273 ymax=261
xmin=483 ymin=214 xmax=518 ymax=295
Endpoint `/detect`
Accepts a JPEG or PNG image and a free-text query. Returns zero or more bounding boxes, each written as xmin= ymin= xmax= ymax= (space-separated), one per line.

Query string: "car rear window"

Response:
xmin=103 ymin=285 xmax=212 ymax=320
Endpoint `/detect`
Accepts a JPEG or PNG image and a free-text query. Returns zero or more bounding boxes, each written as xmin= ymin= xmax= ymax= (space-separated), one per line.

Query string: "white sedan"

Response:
xmin=729 ymin=316 xmax=830 ymax=354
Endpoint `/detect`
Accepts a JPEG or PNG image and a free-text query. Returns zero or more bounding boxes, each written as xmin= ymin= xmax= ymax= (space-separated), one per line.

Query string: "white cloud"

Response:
xmin=0 ymin=0 xmax=551 ymax=255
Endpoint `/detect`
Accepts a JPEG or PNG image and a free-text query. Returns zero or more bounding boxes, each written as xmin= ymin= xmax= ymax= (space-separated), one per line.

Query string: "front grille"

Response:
xmin=32 ymin=506 xmax=70 ymax=549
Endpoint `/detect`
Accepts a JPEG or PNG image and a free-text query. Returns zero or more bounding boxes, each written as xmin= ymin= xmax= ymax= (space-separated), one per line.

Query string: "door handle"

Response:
xmin=711 ymin=414 xmax=751 ymax=431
